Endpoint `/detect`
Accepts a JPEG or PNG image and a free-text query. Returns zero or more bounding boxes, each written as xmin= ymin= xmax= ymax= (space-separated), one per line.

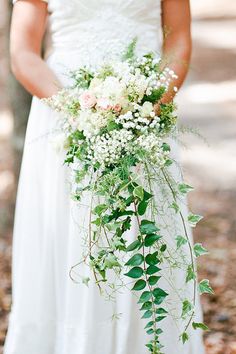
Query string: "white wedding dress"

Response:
xmin=4 ymin=1 xmax=205 ymax=353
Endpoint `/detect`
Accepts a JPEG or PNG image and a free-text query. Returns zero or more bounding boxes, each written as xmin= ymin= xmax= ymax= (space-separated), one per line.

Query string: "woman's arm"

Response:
xmin=10 ymin=0 xmax=61 ymax=98
xmin=159 ymin=0 xmax=192 ymax=104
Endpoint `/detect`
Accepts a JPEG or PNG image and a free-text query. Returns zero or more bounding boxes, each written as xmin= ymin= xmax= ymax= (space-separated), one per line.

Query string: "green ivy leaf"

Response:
xmin=93 ymin=204 xmax=107 ymax=216
xmin=142 ymin=310 xmax=153 ymax=319
xmin=162 ymin=142 xmax=171 ymax=152
xmin=165 ymin=159 xmax=173 ymax=167
xmin=146 ymin=265 xmax=161 ymax=275
xmin=125 ymin=253 xmax=144 ymax=266
xmin=124 ymin=267 xmax=144 ymax=279
xmin=156 ymin=316 xmax=166 ymax=322
xmin=137 ymin=200 xmax=148 ymax=216
xmin=145 ymin=253 xmax=159 ymax=266
xmin=160 ymin=244 xmax=167 ymax=252
xmin=181 ymin=332 xmax=189 ymax=344
xmin=140 ymin=301 xmax=152 ymax=311
xmin=176 ymin=235 xmax=188 ymax=249
xmin=126 ymin=240 xmax=141 ymax=252
xmin=193 ymin=243 xmax=208 ymax=257
xmin=188 ymin=213 xmax=203 ymax=228
xmin=182 ymin=299 xmax=193 ymax=318
xmin=143 ymin=190 xmax=153 ymax=202
xmin=133 ymin=186 xmax=144 ymax=200
xmin=132 ymin=279 xmax=146 ymax=291
xmin=186 ymin=265 xmax=196 ymax=283
xmin=146 ymin=328 xmax=154 ymax=335
xmin=81 ymin=276 xmax=90 ymax=287
xmin=140 ymin=220 xmax=160 ymax=235
xmin=192 ymin=322 xmax=209 ymax=331
xmin=198 ymin=279 xmax=214 ymax=295
xmin=178 ymin=183 xmax=194 ymax=194
xmin=145 ymin=321 xmax=154 ymax=329
xmin=104 ymin=253 xmax=121 ymax=269
xmin=148 ymin=276 xmax=160 ymax=286
xmin=138 ymin=291 xmax=152 ymax=303
xmin=170 ymin=202 xmax=180 ymax=213
xmin=153 ymin=288 xmax=168 ymax=304
xmin=144 ymin=234 xmax=162 ymax=247
xmin=156 ymin=308 xmax=168 ymax=315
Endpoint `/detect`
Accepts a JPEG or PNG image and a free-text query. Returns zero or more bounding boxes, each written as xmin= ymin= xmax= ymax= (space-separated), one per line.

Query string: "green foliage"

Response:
xmin=71 ymin=67 xmax=94 ymax=89
xmin=132 ymin=279 xmax=147 ymax=291
xmin=148 ymin=276 xmax=160 ymax=286
xmin=138 ymin=291 xmax=152 ymax=303
xmin=146 ymin=253 xmax=160 ymax=266
xmin=159 ymin=102 xmax=177 ymax=133
xmin=144 ymin=234 xmax=162 ymax=247
xmin=146 ymin=265 xmax=161 ymax=275
xmin=178 ymin=183 xmax=194 ymax=194
xmin=186 ymin=265 xmax=196 ymax=283
xmin=182 ymin=300 xmax=193 ymax=318
xmin=193 ymin=243 xmax=208 ymax=257
xmin=46 ymin=40 xmax=214 ymax=353
xmin=122 ymin=37 xmax=138 ymax=61
xmin=125 ymin=267 xmax=144 ymax=279
xmin=188 ymin=213 xmax=203 ymax=227
xmin=176 ymin=235 xmax=188 ymax=249
xmin=142 ymin=87 xmax=166 ymax=104
xmin=126 ymin=240 xmax=141 ymax=252
xmin=170 ymin=201 xmax=180 ymax=213
xmin=198 ymin=279 xmax=214 ymax=295
xmin=181 ymin=332 xmax=189 ymax=344
xmin=133 ymin=186 xmax=144 ymax=200
xmin=192 ymin=322 xmax=209 ymax=331
xmin=140 ymin=220 xmax=160 ymax=235
xmin=125 ymin=253 xmax=144 ymax=266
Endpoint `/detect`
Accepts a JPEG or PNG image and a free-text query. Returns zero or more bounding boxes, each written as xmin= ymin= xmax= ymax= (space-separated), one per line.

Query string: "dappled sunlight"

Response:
xmin=0 ymin=170 xmax=14 ymax=199
xmin=181 ymin=143 xmax=236 ymax=189
xmin=0 ymin=110 xmax=13 ymax=139
xmin=192 ymin=21 xmax=236 ymax=51
xmin=181 ymin=80 xmax=236 ymax=104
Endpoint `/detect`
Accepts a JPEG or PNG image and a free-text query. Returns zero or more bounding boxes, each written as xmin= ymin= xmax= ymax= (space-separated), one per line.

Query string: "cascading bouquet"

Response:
xmin=44 ymin=40 xmax=212 ymax=354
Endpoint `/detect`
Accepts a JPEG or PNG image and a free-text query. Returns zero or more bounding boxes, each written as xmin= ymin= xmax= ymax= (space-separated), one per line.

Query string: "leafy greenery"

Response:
xmin=49 ymin=41 xmax=213 ymax=353
xmin=199 ymin=279 xmax=214 ymax=295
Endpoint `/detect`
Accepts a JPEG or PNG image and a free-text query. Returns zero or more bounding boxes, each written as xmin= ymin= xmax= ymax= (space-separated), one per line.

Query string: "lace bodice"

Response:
xmin=44 ymin=0 xmax=162 ymax=63
xmin=14 ymin=0 xmax=163 ymax=80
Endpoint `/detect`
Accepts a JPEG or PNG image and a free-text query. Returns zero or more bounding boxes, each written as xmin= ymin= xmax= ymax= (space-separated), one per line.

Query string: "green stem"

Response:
xmin=133 ymin=198 xmax=159 ymax=354
xmin=161 ymin=168 xmax=197 ymax=333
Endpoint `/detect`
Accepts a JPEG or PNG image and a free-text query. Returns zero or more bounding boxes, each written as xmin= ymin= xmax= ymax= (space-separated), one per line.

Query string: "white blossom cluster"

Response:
xmin=135 ymin=133 xmax=170 ymax=165
xmin=115 ymin=102 xmax=160 ymax=132
xmin=43 ymin=48 xmax=178 ymax=169
xmin=86 ymin=128 xmax=169 ymax=169
xmin=87 ymin=129 xmax=134 ymax=167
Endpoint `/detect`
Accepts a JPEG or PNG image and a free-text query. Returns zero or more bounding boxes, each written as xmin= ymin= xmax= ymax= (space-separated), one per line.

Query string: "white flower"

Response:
xmin=140 ymin=101 xmax=153 ymax=117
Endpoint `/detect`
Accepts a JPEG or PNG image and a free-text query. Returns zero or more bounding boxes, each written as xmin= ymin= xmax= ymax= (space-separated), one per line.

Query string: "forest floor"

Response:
xmin=0 ymin=1 xmax=236 ymax=353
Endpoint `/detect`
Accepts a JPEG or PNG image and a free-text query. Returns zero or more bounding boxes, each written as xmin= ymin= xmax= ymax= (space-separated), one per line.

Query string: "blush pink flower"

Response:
xmin=79 ymin=90 xmax=97 ymax=109
xmin=113 ymin=104 xmax=122 ymax=113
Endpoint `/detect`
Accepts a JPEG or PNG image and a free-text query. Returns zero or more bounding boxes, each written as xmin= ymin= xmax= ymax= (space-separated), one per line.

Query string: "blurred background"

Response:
xmin=0 ymin=0 xmax=235 ymax=353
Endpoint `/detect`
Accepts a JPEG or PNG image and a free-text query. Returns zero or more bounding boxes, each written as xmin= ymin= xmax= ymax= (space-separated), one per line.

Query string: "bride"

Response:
xmin=4 ymin=0 xmax=205 ymax=353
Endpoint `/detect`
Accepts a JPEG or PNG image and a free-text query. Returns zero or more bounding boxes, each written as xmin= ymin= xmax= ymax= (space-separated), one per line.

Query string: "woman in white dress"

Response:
xmin=4 ymin=0 xmax=205 ymax=353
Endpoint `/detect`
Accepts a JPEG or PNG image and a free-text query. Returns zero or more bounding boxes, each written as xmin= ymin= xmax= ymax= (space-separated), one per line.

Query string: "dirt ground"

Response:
xmin=0 ymin=1 xmax=236 ymax=353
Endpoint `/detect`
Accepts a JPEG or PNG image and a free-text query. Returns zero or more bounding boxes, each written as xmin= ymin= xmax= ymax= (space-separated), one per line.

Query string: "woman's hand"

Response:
xmin=10 ymin=0 xmax=61 ymax=98
xmin=160 ymin=0 xmax=192 ymax=103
